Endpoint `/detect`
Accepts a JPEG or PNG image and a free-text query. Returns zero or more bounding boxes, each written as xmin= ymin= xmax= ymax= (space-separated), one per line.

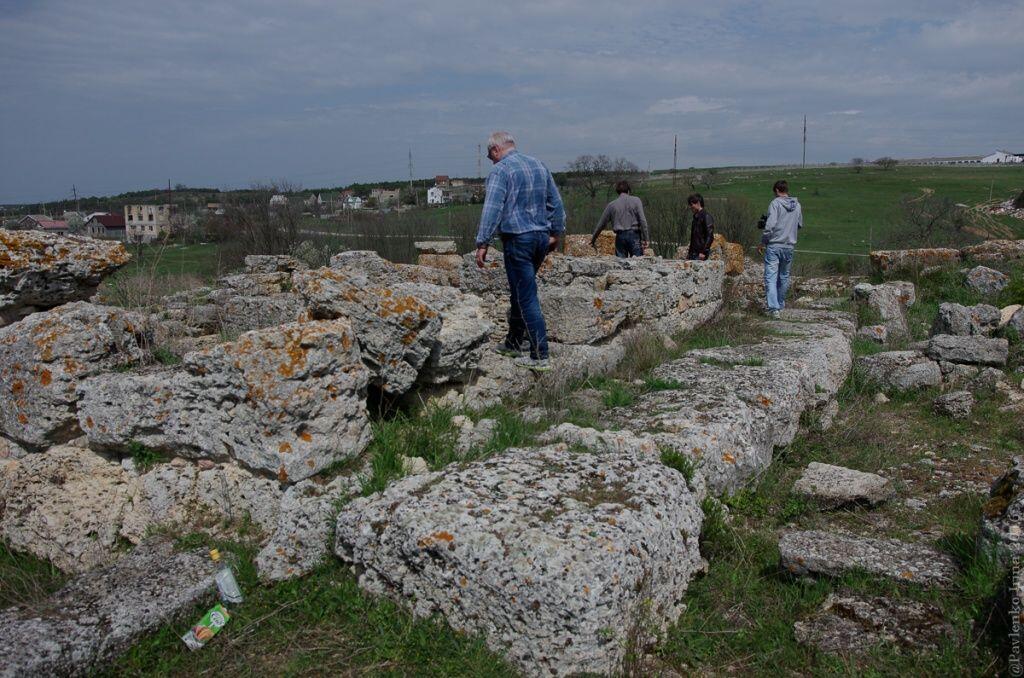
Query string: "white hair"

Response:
xmin=487 ymin=131 xmax=516 ymax=149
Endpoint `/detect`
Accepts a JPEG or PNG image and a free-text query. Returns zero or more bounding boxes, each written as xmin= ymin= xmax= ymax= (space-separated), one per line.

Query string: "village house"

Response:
xmin=342 ymin=194 xmax=365 ymax=210
xmin=370 ymin=188 xmax=400 ymax=207
xmin=14 ymin=215 xmax=69 ymax=234
xmin=981 ymin=150 xmax=1024 ymax=164
xmin=124 ymin=204 xmax=175 ymax=243
xmin=82 ymin=213 xmax=126 ymax=240
xmin=434 ymin=175 xmax=451 ymax=188
xmin=427 ymin=186 xmax=450 ymax=206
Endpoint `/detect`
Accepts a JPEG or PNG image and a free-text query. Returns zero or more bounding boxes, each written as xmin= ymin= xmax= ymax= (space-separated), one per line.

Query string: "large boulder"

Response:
xmin=792 ymin=463 xmax=894 ymax=509
xmin=931 ymin=302 xmax=1000 ymax=337
xmin=961 ymin=239 xmax=1024 ymax=264
xmin=0 ymin=539 xmax=218 ymax=677
xmin=869 ymin=247 xmax=961 ymax=274
xmin=77 ymin=319 xmax=371 ymax=482
xmin=0 ymin=302 xmax=145 ymax=450
xmin=926 ymin=334 xmax=1008 ymax=366
xmin=857 ymin=351 xmax=942 ymax=390
xmin=854 ymin=282 xmax=915 ymax=339
xmin=294 ymin=267 xmax=441 ymax=394
xmin=335 ymin=445 xmax=704 ymax=676
xmin=0 ymin=230 xmax=130 ymax=326
xmin=708 ymin=233 xmax=745 ymax=275
xmin=979 ymin=457 xmax=1024 ymax=560
xmin=964 ymin=265 xmax=1008 ymax=296
xmin=541 ymin=286 xmax=634 ymax=344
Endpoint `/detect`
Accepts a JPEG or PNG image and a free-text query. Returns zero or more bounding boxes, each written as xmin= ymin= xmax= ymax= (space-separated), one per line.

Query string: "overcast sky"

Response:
xmin=1 ymin=0 xmax=1022 ymax=203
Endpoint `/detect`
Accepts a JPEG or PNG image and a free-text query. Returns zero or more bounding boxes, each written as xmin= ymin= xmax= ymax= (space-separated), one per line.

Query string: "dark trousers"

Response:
xmin=615 ymin=230 xmax=643 ymax=258
xmin=502 ymin=230 xmax=550 ymax=359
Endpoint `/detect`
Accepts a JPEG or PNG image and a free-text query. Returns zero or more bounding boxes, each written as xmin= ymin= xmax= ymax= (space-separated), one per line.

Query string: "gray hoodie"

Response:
xmin=762 ymin=195 xmax=802 ymax=247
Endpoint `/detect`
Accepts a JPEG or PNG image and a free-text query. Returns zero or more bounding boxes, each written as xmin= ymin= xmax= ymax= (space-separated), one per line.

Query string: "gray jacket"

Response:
xmin=592 ymin=194 xmax=650 ymax=242
xmin=762 ymin=196 xmax=802 ymax=247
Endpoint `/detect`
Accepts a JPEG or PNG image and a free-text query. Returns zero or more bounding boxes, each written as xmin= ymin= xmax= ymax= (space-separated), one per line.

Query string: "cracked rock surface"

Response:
xmin=335 ymin=444 xmax=704 ymax=676
xmin=792 ymin=462 xmax=895 ymax=509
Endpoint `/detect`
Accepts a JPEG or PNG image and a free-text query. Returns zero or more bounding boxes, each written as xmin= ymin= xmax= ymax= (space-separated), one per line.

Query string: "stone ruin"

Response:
xmin=6 ymin=232 xmax=1019 ymax=674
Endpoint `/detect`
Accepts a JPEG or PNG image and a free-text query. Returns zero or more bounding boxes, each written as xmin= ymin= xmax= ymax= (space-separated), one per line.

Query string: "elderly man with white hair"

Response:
xmin=474 ymin=131 xmax=565 ymax=372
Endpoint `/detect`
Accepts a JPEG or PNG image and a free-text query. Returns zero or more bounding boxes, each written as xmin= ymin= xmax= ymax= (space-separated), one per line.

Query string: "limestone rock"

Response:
xmin=399 ymin=455 xmax=430 ymax=475
xmin=931 ymin=302 xmax=1000 ymax=337
xmin=0 ymin=231 xmax=130 ymax=326
xmin=216 ymin=271 xmax=291 ymax=296
xmin=454 ymin=417 xmax=497 ymax=455
xmin=940 ymin=361 xmax=980 ymax=387
xmin=979 ymin=457 xmax=1024 ymax=560
xmin=970 ymin=367 xmax=1005 ymax=391
xmin=779 ymin=530 xmax=958 ymax=587
xmin=864 ymin=282 xmax=914 ymax=339
xmin=926 ymin=334 xmax=1008 ymax=366
xmin=0 ymin=539 xmax=218 ymax=677
xmin=562 ymin=231 xmax=616 ymax=256
xmin=542 ymin=286 xmax=633 ymax=344
xmin=708 ymin=233 xmax=745 ymax=275
xmin=221 ymin=293 xmax=306 ymax=335
xmin=965 ymin=265 xmax=1009 ymax=296
xmin=402 ymin=284 xmax=493 ymax=385
xmin=414 ymin=240 xmax=457 ymax=255
xmin=244 ymin=254 xmax=307 ymax=274
xmin=294 ymin=267 xmax=441 ymax=394
xmin=856 ymin=324 xmax=888 ymax=344
xmin=961 ymin=239 xmax=1024 ymax=264
xmin=792 ymin=462 xmax=894 ymax=509
xmin=77 ymin=320 xmax=371 ymax=482
xmin=0 ymin=302 xmax=145 ymax=450
xmin=933 ymin=391 xmax=974 ymax=418
xmin=999 ymin=304 xmax=1022 ymax=329
xmin=335 ymin=445 xmax=704 ymax=676
xmin=794 ymin=593 xmax=952 ymax=655
xmin=0 ymin=445 xmax=137 ymax=573
xmin=869 ymin=247 xmax=961 ymax=274
xmin=255 ymin=474 xmax=361 ymax=582
xmin=857 ymin=351 xmax=941 ymax=390
xmin=1008 ymin=307 xmax=1024 ymax=340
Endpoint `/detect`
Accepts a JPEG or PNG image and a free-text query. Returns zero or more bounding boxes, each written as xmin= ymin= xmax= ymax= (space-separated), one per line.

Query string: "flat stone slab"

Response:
xmin=857 ymin=351 xmax=941 ymax=391
xmin=334 ymin=445 xmax=704 ymax=676
xmin=926 ymin=334 xmax=1008 ymax=366
xmin=779 ymin=530 xmax=958 ymax=587
xmin=0 ymin=539 xmax=218 ymax=677
xmin=792 ymin=462 xmax=894 ymax=509
xmin=794 ymin=592 xmax=953 ymax=655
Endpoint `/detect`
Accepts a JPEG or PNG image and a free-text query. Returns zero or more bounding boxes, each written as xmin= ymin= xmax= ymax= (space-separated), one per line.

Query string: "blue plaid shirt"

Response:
xmin=475 ymin=150 xmax=566 ymax=247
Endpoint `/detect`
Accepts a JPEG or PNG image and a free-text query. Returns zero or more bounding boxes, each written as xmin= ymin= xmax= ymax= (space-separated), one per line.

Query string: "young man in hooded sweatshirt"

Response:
xmin=761 ymin=180 xmax=802 ymax=318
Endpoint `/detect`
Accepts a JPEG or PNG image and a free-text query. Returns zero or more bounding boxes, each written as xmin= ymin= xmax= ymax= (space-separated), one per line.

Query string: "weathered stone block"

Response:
xmin=792 ymin=462 xmax=894 ymax=509
xmin=965 ymin=265 xmax=1008 ymax=296
xmin=869 ymin=247 xmax=961 ymax=274
xmin=926 ymin=334 xmax=1008 ymax=366
xmin=857 ymin=351 xmax=942 ymax=390
xmin=931 ymin=302 xmax=1000 ymax=337
xmin=335 ymin=445 xmax=704 ymax=676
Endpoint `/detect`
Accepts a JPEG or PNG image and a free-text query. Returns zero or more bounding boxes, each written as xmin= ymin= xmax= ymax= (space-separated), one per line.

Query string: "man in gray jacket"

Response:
xmin=761 ymin=179 xmax=802 ymax=318
xmin=590 ymin=180 xmax=649 ymax=257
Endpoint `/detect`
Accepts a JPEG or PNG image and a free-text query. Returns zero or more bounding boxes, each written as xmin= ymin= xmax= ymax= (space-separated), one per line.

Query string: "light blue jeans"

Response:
xmin=764 ymin=245 xmax=794 ymax=311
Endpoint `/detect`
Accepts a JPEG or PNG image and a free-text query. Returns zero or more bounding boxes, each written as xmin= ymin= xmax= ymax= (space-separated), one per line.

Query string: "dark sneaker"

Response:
xmin=514 ymin=356 xmax=551 ymax=372
xmin=495 ymin=340 xmax=530 ymax=357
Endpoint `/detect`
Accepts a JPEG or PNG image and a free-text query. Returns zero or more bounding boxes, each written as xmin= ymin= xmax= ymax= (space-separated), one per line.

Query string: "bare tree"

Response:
xmin=851 ymin=157 xmax=864 ymax=174
xmin=874 ymin=156 xmax=898 ymax=170
xmin=566 ymin=155 xmax=640 ymax=199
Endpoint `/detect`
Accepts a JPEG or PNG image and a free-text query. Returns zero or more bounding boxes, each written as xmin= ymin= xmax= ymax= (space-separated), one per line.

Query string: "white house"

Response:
xmin=342 ymin=195 xmax=365 ymax=210
xmin=269 ymin=194 xmax=289 ymax=206
xmin=427 ymin=186 xmax=450 ymax=206
xmin=981 ymin=150 xmax=1024 ymax=164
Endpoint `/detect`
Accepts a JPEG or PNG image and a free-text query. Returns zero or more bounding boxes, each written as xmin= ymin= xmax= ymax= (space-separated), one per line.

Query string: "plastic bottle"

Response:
xmin=209 ymin=548 xmax=243 ymax=604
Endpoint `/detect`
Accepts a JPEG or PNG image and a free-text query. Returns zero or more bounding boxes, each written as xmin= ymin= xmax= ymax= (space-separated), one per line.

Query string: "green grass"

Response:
xmin=0 ymin=543 xmax=68 ymax=611
xmin=116 ymin=243 xmax=222 ymax=280
xmin=698 ymin=356 xmax=765 ymax=369
xmin=104 ymin=536 xmax=513 ymax=677
xmin=126 ymin=440 xmax=169 ymax=472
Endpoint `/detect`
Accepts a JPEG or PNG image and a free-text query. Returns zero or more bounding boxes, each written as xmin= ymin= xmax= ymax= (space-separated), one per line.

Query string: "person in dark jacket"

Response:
xmin=685 ymin=193 xmax=714 ymax=260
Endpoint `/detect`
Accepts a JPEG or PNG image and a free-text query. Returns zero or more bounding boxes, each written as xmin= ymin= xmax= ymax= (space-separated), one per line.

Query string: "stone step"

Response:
xmin=792 ymin=462 xmax=895 ymax=509
xmin=779 ymin=530 xmax=959 ymax=587
xmin=0 ymin=539 xmax=219 ymax=677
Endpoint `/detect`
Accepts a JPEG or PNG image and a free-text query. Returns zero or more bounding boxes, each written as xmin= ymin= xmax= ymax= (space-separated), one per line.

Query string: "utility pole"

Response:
xmin=72 ymin=184 xmax=79 ymax=212
xmin=408 ymin=147 xmax=416 ymax=206
xmin=802 ymin=115 xmax=807 ymax=168
xmin=673 ymin=134 xmax=678 ymax=185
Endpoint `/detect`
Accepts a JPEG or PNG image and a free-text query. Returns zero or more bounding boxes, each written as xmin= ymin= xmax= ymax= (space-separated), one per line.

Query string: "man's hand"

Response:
xmin=757 ymin=245 xmax=766 ymax=257
xmin=548 ymin=235 xmax=559 ymax=253
xmin=698 ymin=253 xmax=706 ymax=261
xmin=475 ymin=245 xmax=488 ymax=269
xmin=641 ymin=241 xmax=649 ymax=251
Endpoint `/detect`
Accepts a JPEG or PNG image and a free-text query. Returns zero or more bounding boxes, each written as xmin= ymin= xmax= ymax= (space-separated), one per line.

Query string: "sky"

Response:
xmin=1 ymin=0 xmax=1022 ymax=203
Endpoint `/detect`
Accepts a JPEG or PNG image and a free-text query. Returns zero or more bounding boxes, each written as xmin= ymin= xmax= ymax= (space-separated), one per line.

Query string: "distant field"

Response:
xmin=114 ymin=242 xmax=223 ymax=280
xmin=635 ymin=164 xmax=1024 ymax=264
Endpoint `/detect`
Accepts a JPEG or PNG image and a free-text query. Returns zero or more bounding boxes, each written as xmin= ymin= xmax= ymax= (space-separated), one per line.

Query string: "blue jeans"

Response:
xmin=501 ymin=230 xmax=550 ymax=359
xmin=764 ymin=245 xmax=794 ymax=311
xmin=614 ymin=230 xmax=643 ymax=258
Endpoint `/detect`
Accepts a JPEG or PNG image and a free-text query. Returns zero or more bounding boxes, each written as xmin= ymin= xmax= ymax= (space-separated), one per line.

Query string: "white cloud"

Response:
xmin=647 ymin=96 xmax=729 ymax=115
xmin=828 ymin=110 xmax=862 ymax=116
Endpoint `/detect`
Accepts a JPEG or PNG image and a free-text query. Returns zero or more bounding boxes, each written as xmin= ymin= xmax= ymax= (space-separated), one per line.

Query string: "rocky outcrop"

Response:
xmin=792 ymin=463 xmax=894 ymax=509
xmin=853 ymin=281 xmax=915 ymax=340
xmin=857 ymin=351 xmax=942 ymax=391
xmin=0 ymin=302 xmax=145 ymax=451
xmin=335 ymin=444 xmax=704 ymax=676
xmin=77 ymin=320 xmax=371 ymax=482
xmin=933 ymin=391 xmax=974 ymax=419
xmin=965 ymin=265 xmax=1008 ymax=296
xmin=926 ymin=334 xmax=1008 ymax=366
xmin=931 ymin=302 xmax=1000 ymax=337
xmin=869 ymin=247 xmax=961 ymax=274
xmin=0 ymin=230 xmax=130 ymax=326
xmin=794 ymin=593 xmax=952 ymax=655
xmin=961 ymin=239 xmax=1024 ymax=264
xmin=980 ymin=457 xmax=1024 ymax=560
xmin=779 ymin=530 xmax=958 ymax=587
xmin=708 ymin=233 xmax=745 ymax=275
xmin=0 ymin=539 xmax=218 ymax=677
